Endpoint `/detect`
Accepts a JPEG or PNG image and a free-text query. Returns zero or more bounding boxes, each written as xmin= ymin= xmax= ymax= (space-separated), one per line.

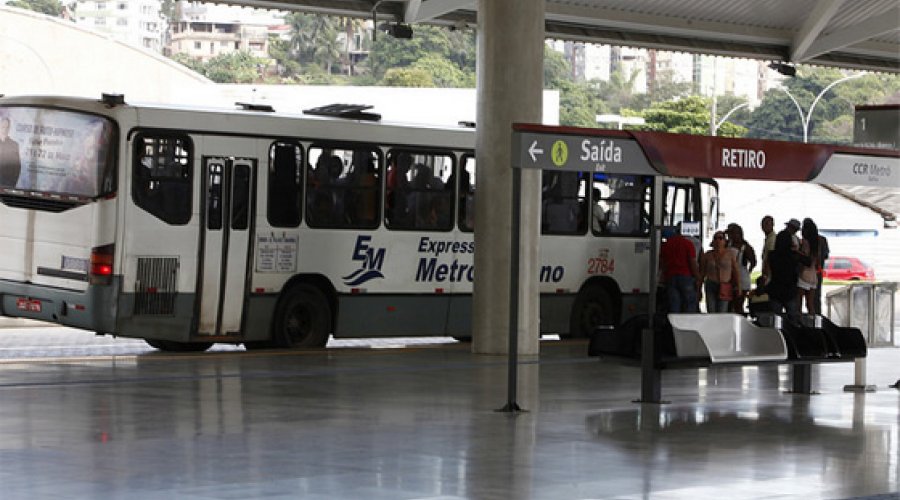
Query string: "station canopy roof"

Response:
xmin=224 ymin=0 xmax=899 ymax=72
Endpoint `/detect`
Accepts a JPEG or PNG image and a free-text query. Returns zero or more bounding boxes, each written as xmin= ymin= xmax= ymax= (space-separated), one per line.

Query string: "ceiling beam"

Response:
xmin=545 ymin=2 xmax=790 ymax=47
xmin=790 ymin=0 xmax=844 ymax=62
xmin=798 ymin=6 xmax=900 ymax=62
xmin=405 ymin=0 xmax=475 ymax=23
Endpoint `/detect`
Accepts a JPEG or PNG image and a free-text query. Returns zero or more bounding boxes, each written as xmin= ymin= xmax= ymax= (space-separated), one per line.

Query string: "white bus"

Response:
xmin=0 ymin=94 xmax=716 ymax=351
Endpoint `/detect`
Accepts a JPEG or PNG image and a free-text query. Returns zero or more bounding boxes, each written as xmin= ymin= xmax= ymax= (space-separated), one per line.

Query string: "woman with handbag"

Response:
xmin=796 ymin=219 xmax=821 ymax=314
xmin=700 ymin=231 xmax=740 ymax=313
xmin=726 ymin=223 xmax=757 ymax=314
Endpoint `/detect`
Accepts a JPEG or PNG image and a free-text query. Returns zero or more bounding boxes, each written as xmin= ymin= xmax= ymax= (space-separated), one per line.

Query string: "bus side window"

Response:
xmin=386 ymin=150 xmax=453 ymax=232
xmin=598 ymin=174 xmax=651 ymax=236
xmin=306 ymin=146 xmax=380 ymax=230
xmin=541 ymin=171 xmax=587 ymax=235
xmin=267 ymin=142 xmax=302 ymax=228
xmin=344 ymin=148 xmax=380 ymax=229
xmin=458 ymin=155 xmax=475 ymax=232
xmin=132 ymin=134 xmax=192 ymax=225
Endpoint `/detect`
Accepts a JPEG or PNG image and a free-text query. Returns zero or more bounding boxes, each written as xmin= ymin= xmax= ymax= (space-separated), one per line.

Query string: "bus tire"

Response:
xmin=145 ymin=339 xmax=213 ymax=352
xmin=272 ymin=284 xmax=331 ymax=348
xmin=569 ymin=284 xmax=616 ymax=338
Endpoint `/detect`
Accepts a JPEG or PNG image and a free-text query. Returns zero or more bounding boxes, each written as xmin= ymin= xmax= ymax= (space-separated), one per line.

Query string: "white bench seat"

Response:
xmin=668 ymin=313 xmax=788 ymax=363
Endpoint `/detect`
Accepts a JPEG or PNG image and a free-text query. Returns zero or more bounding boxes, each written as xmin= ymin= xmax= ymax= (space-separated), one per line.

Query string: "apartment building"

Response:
xmin=74 ymin=0 xmax=165 ymax=52
xmin=167 ymin=2 xmax=283 ymax=62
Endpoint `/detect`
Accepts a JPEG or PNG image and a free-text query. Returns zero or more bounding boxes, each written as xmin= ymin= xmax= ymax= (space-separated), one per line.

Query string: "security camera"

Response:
xmin=768 ymin=62 xmax=796 ymax=77
xmin=378 ymin=22 xmax=413 ymax=39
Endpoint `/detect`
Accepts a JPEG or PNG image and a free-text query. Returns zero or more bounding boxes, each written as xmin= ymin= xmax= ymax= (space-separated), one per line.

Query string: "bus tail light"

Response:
xmin=90 ymin=244 xmax=114 ymax=285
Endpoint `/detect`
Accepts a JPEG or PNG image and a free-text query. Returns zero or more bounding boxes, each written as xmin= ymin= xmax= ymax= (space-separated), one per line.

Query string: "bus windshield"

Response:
xmin=0 ymin=106 xmax=115 ymax=199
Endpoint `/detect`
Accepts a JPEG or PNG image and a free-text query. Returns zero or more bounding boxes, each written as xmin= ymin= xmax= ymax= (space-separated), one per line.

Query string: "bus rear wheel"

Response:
xmin=272 ymin=284 xmax=331 ymax=348
xmin=569 ymin=284 xmax=616 ymax=338
xmin=145 ymin=339 xmax=213 ymax=352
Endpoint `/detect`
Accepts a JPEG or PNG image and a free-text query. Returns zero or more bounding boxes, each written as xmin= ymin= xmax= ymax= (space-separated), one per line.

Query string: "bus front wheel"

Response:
xmin=272 ymin=284 xmax=331 ymax=348
xmin=145 ymin=339 xmax=213 ymax=352
xmin=569 ymin=285 xmax=616 ymax=338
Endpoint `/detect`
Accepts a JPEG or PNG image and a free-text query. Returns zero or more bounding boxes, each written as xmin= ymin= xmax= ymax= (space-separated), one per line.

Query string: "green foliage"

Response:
xmin=543 ymin=47 xmax=572 ymax=88
xmin=7 ymin=0 xmax=63 ymax=16
xmin=543 ymin=47 xmax=610 ymax=127
xmin=647 ymin=69 xmax=693 ymax=103
xmin=366 ymin=25 xmax=475 ymax=85
xmin=176 ymin=51 xmax=265 ymax=84
xmin=634 ymin=96 xmax=747 ymax=137
xmin=380 ymin=67 xmax=435 ymax=87
xmin=268 ymin=38 xmax=302 ymax=80
xmin=746 ymin=67 xmax=900 ymax=143
xmin=593 ymin=69 xmax=642 ymax=113
xmin=170 ymin=53 xmax=205 ymax=74
xmin=412 ymin=55 xmax=474 ymax=87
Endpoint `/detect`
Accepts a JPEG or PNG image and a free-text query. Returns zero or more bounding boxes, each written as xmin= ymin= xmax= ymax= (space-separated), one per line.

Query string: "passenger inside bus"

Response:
xmin=408 ymin=164 xmax=436 ymax=228
xmin=346 ymin=154 xmax=378 ymax=226
xmin=541 ymin=171 xmax=584 ymax=234
xmin=606 ymin=180 xmax=649 ymax=235
xmin=386 ymin=151 xmax=413 ymax=228
xmin=591 ymin=187 xmax=609 ymax=233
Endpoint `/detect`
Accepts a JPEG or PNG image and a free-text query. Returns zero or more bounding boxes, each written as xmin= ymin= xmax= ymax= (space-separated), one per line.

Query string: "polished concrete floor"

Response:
xmin=0 ymin=336 xmax=897 ymax=499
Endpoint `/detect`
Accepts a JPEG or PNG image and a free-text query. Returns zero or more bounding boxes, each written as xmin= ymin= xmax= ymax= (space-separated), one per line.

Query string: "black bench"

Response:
xmin=589 ymin=313 xmax=866 ymax=397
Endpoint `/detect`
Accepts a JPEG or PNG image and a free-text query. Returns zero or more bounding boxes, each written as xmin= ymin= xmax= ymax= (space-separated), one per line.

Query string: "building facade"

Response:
xmin=74 ymin=0 xmax=165 ymax=52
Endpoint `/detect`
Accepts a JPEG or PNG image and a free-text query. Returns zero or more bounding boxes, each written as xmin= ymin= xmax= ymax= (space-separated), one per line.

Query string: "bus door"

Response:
xmin=198 ymin=149 xmax=256 ymax=337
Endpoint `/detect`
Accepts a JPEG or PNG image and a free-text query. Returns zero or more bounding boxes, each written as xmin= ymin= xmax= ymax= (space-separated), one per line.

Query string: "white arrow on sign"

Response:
xmin=528 ymin=140 xmax=544 ymax=162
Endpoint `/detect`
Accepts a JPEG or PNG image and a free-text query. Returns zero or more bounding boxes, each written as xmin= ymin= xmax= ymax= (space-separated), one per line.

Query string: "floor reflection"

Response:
xmin=586 ymin=396 xmax=898 ymax=498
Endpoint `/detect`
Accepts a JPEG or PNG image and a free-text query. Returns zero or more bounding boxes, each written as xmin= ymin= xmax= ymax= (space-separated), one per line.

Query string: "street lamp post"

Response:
xmin=772 ymin=72 xmax=864 ymax=142
xmin=711 ymin=102 xmax=749 ymax=136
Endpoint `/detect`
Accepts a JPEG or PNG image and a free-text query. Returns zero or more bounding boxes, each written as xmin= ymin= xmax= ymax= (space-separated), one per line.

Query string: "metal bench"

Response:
xmin=668 ymin=313 xmax=788 ymax=363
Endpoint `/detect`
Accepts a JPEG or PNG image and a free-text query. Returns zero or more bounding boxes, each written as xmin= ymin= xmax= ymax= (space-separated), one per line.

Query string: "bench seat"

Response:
xmin=668 ymin=313 xmax=788 ymax=363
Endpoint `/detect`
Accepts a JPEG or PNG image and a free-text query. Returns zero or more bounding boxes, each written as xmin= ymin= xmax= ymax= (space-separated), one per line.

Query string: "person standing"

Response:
xmin=805 ymin=217 xmax=830 ymax=312
xmin=768 ymin=229 xmax=801 ymax=322
xmin=727 ymin=223 xmax=756 ymax=313
xmin=784 ymin=218 xmax=801 ymax=250
xmin=0 ymin=117 xmax=21 ymax=188
xmin=760 ymin=215 xmax=776 ymax=283
xmin=699 ymin=231 xmax=740 ymax=313
xmin=796 ymin=219 xmax=822 ymax=315
xmin=660 ymin=224 xmax=700 ymax=313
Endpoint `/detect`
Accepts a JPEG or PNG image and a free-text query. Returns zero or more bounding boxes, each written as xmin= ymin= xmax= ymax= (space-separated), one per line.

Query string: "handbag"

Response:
xmin=714 ymin=255 xmax=733 ymax=300
xmin=718 ymin=281 xmax=733 ymax=301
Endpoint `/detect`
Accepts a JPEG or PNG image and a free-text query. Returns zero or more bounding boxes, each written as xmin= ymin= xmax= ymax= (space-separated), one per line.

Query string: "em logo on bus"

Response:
xmin=343 ymin=235 xmax=386 ymax=286
xmin=552 ymin=140 xmax=568 ymax=167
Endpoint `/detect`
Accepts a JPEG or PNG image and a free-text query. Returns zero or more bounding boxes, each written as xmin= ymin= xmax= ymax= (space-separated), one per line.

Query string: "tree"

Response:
xmin=634 ymin=96 xmax=746 ymax=136
xmin=365 ymin=25 xmax=475 ymax=84
xmin=268 ymin=38 xmax=302 ymax=80
xmin=746 ymin=67 xmax=900 ymax=143
xmin=543 ymin=47 xmax=608 ymax=127
xmin=412 ymin=55 xmax=473 ymax=87
xmin=194 ymin=51 xmax=265 ymax=84
xmin=380 ymin=67 xmax=435 ymax=87
xmin=170 ymin=53 xmax=205 ymax=74
xmin=7 ymin=0 xmax=63 ymax=16
xmin=593 ymin=69 xmax=642 ymax=113
xmin=647 ymin=69 xmax=692 ymax=103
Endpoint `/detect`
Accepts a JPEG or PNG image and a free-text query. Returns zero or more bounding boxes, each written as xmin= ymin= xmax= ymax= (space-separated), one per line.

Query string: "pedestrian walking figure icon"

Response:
xmin=551 ymin=140 xmax=568 ymax=167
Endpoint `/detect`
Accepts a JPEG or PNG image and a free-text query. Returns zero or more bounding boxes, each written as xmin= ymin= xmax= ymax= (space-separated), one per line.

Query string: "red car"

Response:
xmin=822 ymin=257 xmax=875 ymax=281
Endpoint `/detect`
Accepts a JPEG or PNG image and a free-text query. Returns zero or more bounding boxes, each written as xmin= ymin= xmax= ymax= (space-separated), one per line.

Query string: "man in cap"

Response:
xmin=785 ymin=218 xmax=801 ymax=250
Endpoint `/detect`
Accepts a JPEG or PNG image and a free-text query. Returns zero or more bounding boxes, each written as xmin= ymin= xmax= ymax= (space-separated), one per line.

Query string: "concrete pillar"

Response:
xmin=472 ymin=0 xmax=544 ymax=355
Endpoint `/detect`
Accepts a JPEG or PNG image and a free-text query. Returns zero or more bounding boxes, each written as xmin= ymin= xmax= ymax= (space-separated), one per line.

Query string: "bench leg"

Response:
xmin=843 ymin=358 xmax=876 ymax=392
xmin=788 ymin=364 xmax=814 ymax=394
xmin=635 ymin=327 xmax=669 ymax=404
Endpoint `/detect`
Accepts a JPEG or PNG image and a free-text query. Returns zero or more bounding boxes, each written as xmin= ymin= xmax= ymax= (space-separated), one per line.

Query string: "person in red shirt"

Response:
xmin=660 ymin=223 xmax=701 ymax=313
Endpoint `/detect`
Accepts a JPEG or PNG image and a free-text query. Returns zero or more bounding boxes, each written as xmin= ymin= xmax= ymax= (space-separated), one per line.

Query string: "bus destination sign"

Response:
xmin=513 ymin=131 xmax=657 ymax=175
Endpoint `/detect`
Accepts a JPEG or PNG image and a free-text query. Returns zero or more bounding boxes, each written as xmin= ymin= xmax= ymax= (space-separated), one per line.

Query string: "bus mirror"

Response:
xmin=708 ymin=196 xmax=720 ymax=232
